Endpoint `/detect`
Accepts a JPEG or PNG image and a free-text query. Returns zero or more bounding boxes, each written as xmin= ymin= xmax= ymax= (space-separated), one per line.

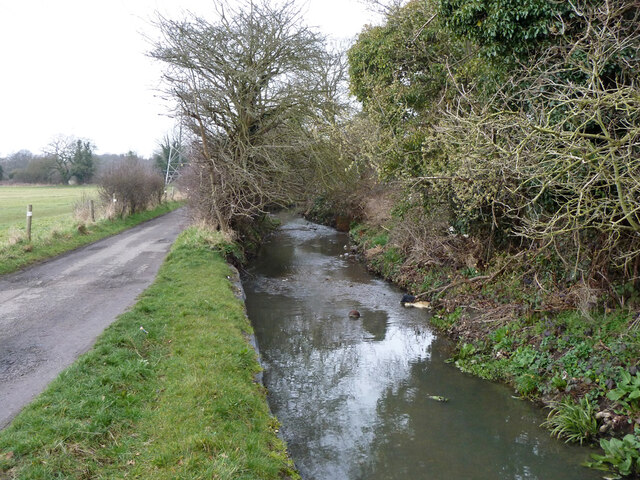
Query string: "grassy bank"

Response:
xmin=0 ymin=226 xmax=297 ymax=479
xmin=0 ymin=201 xmax=183 ymax=276
xmin=345 ymin=220 xmax=640 ymax=478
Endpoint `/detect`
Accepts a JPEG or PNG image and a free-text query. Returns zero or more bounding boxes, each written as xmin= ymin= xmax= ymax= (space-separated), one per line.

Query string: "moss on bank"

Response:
xmin=0 ymin=226 xmax=298 ymax=479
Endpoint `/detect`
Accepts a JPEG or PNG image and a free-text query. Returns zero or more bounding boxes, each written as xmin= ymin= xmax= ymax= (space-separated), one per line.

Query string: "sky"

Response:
xmin=0 ymin=0 xmax=377 ymax=158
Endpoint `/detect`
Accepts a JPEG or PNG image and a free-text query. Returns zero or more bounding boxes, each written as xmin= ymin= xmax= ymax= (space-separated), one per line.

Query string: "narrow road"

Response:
xmin=0 ymin=208 xmax=188 ymax=429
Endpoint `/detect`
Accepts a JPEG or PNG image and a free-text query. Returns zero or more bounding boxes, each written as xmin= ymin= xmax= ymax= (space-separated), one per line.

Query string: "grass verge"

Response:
xmin=0 ymin=226 xmax=298 ymax=479
xmin=0 ymin=201 xmax=184 ymax=276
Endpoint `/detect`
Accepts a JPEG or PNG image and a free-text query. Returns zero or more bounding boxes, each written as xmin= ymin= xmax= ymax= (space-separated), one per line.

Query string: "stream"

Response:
xmin=243 ymin=217 xmax=601 ymax=480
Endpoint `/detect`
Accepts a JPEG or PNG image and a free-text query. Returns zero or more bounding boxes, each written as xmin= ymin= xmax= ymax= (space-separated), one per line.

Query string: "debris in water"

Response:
xmin=348 ymin=310 xmax=360 ymax=319
xmin=404 ymin=301 xmax=431 ymax=309
xmin=401 ymin=293 xmax=431 ymax=309
xmin=401 ymin=294 xmax=416 ymax=304
xmin=426 ymin=395 xmax=448 ymax=402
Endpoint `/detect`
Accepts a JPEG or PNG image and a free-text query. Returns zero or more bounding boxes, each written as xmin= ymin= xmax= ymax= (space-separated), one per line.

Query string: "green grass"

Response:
xmin=0 ymin=201 xmax=184 ymax=276
xmin=0 ymin=185 xmax=98 ymax=238
xmin=0 ymin=226 xmax=298 ymax=479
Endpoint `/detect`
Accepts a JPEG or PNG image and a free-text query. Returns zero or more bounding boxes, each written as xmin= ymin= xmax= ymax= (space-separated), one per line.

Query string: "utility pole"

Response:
xmin=164 ymin=127 xmax=186 ymax=186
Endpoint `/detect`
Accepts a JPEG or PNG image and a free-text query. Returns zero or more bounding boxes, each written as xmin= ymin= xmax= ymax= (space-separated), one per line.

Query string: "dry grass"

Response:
xmin=362 ymin=185 xmax=397 ymax=227
xmin=389 ymin=204 xmax=483 ymax=271
xmin=5 ymin=227 xmax=25 ymax=246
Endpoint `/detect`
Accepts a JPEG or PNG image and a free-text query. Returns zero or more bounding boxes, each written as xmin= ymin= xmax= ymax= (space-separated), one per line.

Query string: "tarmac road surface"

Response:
xmin=0 ymin=208 xmax=187 ymax=429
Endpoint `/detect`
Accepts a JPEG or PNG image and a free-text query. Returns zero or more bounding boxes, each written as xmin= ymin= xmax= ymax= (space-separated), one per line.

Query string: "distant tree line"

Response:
xmin=0 ymin=136 xmax=96 ymax=184
xmin=0 ymin=136 xmax=177 ymax=185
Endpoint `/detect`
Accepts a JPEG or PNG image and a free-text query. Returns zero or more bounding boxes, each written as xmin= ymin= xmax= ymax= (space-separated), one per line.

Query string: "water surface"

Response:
xmin=243 ymin=218 xmax=600 ymax=480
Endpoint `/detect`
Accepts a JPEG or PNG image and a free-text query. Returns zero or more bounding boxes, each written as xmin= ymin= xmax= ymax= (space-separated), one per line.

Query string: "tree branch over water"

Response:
xmin=151 ymin=0 xmax=347 ymax=232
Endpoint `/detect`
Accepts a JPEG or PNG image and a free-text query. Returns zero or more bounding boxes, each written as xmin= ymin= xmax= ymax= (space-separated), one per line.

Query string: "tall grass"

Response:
xmin=541 ymin=397 xmax=599 ymax=445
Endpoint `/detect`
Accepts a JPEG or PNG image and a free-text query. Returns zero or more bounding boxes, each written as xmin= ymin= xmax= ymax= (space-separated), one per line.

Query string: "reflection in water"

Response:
xmin=243 ymin=218 xmax=600 ymax=480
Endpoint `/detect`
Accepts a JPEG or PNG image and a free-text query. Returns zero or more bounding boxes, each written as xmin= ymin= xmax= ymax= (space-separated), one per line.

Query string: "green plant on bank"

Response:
xmin=350 ymin=224 xmax=389 ymax=250
xmin=0 ymin=201 xmax=183 ymax=276
xmin=607 ymin=368 xmax=640 ymax=413
xmin=416 ymin=268 xmax=447 ymax=293
xmin=586 ymin=428 xmax=640 ymax=478
xmin=456 ymin=342 xmax=476 ymax=360
xmin=369 ymin=245 xmax=404 ymax=278
xmin=0 ymin=226 xmax=298 ymax=479
xmin=369 ymin=232 xmax=389 ymax=248
xmin=541 ymin=397 xmax=599 ymax=445
xmin=430 ymin=307 xmax=463 ymax=331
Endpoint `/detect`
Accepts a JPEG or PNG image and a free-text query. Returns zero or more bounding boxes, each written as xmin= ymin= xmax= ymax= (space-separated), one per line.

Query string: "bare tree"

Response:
xmin=44 ymin=135 xmax=95 ymax=184
xmin=151 ymin=0 xmax=346 ymax=232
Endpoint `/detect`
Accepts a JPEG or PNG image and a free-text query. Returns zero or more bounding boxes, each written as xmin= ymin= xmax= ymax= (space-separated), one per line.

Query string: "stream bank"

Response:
xmin=243 ymin=216 xmax=601 ymax=480
xmin=304 ymin=206 xmax=640 ymax=479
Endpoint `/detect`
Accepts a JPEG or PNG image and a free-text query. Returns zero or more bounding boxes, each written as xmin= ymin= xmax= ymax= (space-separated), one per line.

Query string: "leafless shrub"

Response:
xmin=389 ymin=202 xmax=483 ymax=270
xmin=569 ymin=282 xmax=603 ymax=321
xmin=422 ymin=0 xmax=640 ymax=288
xmin=102 ymin=201 xmax=117 ymax=221
xmin=97 ymin=156 xmax=165 ymax=217
xmin=151 ymin=0 xmax=348 ymax=232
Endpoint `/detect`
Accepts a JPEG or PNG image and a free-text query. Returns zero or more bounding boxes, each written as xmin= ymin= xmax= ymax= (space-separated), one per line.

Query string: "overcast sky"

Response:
xmin=0 ymin=0 xmax=376 ymax=158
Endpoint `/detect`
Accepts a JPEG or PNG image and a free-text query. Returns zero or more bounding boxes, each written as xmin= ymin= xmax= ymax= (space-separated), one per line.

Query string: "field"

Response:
xmin=0 ymin=183 xmax=184 ymax=276
xmin=0 ymin=185 xmax=98 ymax=241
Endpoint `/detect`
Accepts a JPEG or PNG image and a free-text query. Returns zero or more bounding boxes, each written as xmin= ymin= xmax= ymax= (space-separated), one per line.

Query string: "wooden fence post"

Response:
xmin=90 ymin=200 xmax=95 ymax=222
xmin=26 ymin=204 xmax=32 ymax=242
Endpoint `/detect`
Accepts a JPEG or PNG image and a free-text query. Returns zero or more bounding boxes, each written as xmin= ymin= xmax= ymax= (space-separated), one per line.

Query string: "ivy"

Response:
xmin=439 ymin=0 xmax=566 ymax=60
